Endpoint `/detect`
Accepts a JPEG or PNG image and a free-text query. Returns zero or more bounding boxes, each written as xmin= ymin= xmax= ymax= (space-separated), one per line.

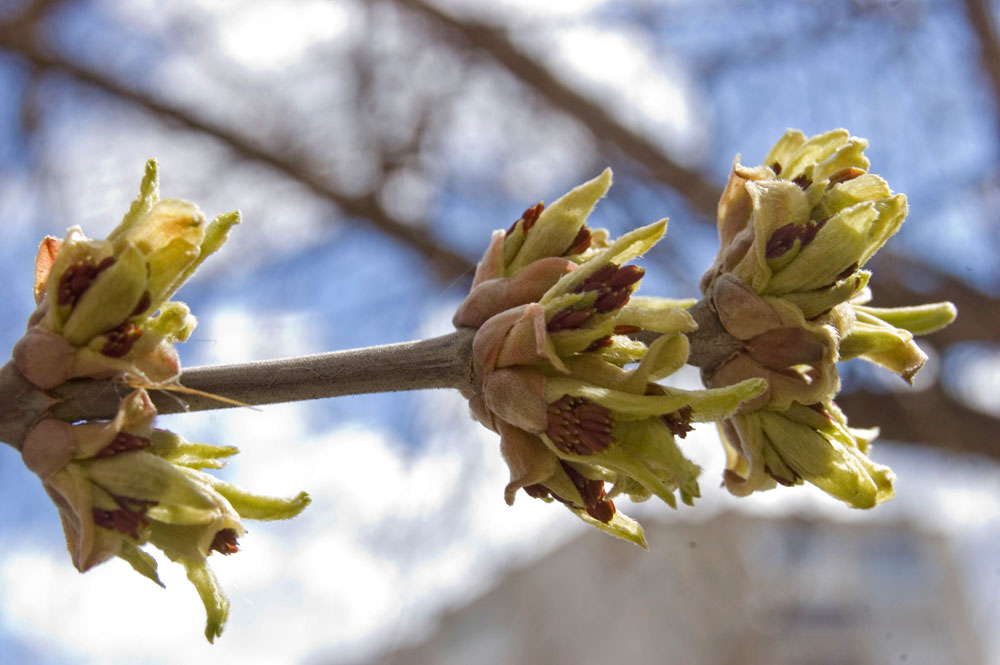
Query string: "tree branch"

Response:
xmin=0 ymin=328 xmax=476 ymax=451
xmin=0 ymin=28 xmax=476 ymax=282
xmin=961 ymin=0 xmax=1000 ymax=144
xmin=393 ymin=0 xmax=721 ymax=219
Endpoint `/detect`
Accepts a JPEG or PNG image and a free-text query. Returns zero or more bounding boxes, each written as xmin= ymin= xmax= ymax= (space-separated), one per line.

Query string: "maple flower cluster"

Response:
xmin=13 ymin=161 xmax=309 ymax=642
xmin=699 ymin=130 xmax=955 ymax=506
xmin=453 ymin=169 xmax=765 ymax=546
xmin=454 ymin=130 xmax=955 ymax=540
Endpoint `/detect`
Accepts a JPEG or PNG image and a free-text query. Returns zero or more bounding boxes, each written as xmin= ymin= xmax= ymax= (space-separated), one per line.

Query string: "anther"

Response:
xmin=564 ymin=226 xmax=592 ymax=255
xmin=792 ymin=174 xmax=812 ymax=190
xmin=608 ymin=265 xmax=645 ymax=289
xmin=95 ymin=432 xmax=151 ymax=458
xmin=546 ymin=396 xmax=614 ymax=455
xmin=210 ymin=528 xmax=240 ymax=555
xmin=547 ymin=307 xmax=597 ymax=332
xmin=827 ymin=167 xmax=865 ymax=186
xmin=101 ymin=322 xmax=143 ymax=358
xmin=661 ymin=405 xmax=694 ymax=438
xmin=57 ymin=256 xmax=115 ymax=308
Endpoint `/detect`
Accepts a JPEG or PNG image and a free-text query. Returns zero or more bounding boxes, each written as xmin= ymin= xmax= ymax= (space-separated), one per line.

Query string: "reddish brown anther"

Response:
xmin=547 ymin=306 xmax=597 ymax=332
xmin=608 ymin=265 xmax=645 ymax=289
xmin=95 ymin=432 xmax=151 ymax=458
xmin=573 ymin=263 xmax=642 ymax=313
xmin=546 ymin=395 xmax=615 ymax=455
xmin=131 ymin=290 xmax=152 ymax=317
xmin=765 ymin=218 xmax=827 ymax=259
xmin=583 ymin=335 xmax=613 ymax=352
xmin=523 ymin=462 xmax=616 ymax=524
xmin=563 ymin=462 xmax=615 ymax=523
xmin=506 ymin=202 xmax=545 ymax=237
xmin=835 ymin=261 xmax=859 ymax=281
xmin=765 ymin=465 xmax=799 ymax=487
xmin=792 ymin=174 xmax=812 ymax=190
xmin=805 ymin=402 xmax=834 ymax=420
xmin=828 ymin=166 xmax=865 ymax=186
xmin=564 ymin=226 xmax=592 ymax=255
xmin=593 ymin=288 xmax=631 ymax=312
xmin=93 ymin=496 xmax=155 ymax=540
xmin=770 ymin=161 xmax=783 ymax=176
xmin=101 ymin=322 xmax=143 ymax=358
xmin=57 ymin=256 xmax=115 ymax=308
xmin=765 ymin=224 xmax=799 ymax=259
xmin=210 ymin=528 xmax=240 ymax=555
xmin=661 ymin=405 xmax=694 ymax=438
xmin=578 ymin=264 xmax=618 ymax=290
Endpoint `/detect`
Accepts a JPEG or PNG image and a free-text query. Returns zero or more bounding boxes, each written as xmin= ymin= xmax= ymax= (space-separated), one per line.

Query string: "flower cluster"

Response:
xmin=14 ymin=160 xmax=237 ymax=389
xmin=699 ymin=129 xmax=955 ymax=506
xmin=454 ymin=170 xmax=766 ymax=546
xmin=14 ymin=161 xmax=310 ymax=641
xmin=22 ymin=391 xmax=309 ymax=641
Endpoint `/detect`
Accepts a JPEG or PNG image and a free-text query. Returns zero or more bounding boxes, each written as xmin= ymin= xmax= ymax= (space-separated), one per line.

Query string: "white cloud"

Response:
xmin=214 ymin=0 xmax=351 ymax=72
xmin=545 ymin=25 xmax=707 ymax=159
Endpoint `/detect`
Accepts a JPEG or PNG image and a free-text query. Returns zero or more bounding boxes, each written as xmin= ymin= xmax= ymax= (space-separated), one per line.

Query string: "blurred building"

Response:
xmin=357 ymin=511 xmax=982 ymax=665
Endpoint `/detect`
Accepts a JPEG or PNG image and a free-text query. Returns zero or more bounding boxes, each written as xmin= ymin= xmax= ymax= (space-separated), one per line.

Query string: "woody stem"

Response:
xmin=0 ymin=328 xmax=476 ymax=451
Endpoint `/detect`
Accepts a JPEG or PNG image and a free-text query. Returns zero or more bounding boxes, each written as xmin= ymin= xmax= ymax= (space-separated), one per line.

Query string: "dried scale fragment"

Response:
xmin=700 ymin=129 xmax=956 ymax=506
